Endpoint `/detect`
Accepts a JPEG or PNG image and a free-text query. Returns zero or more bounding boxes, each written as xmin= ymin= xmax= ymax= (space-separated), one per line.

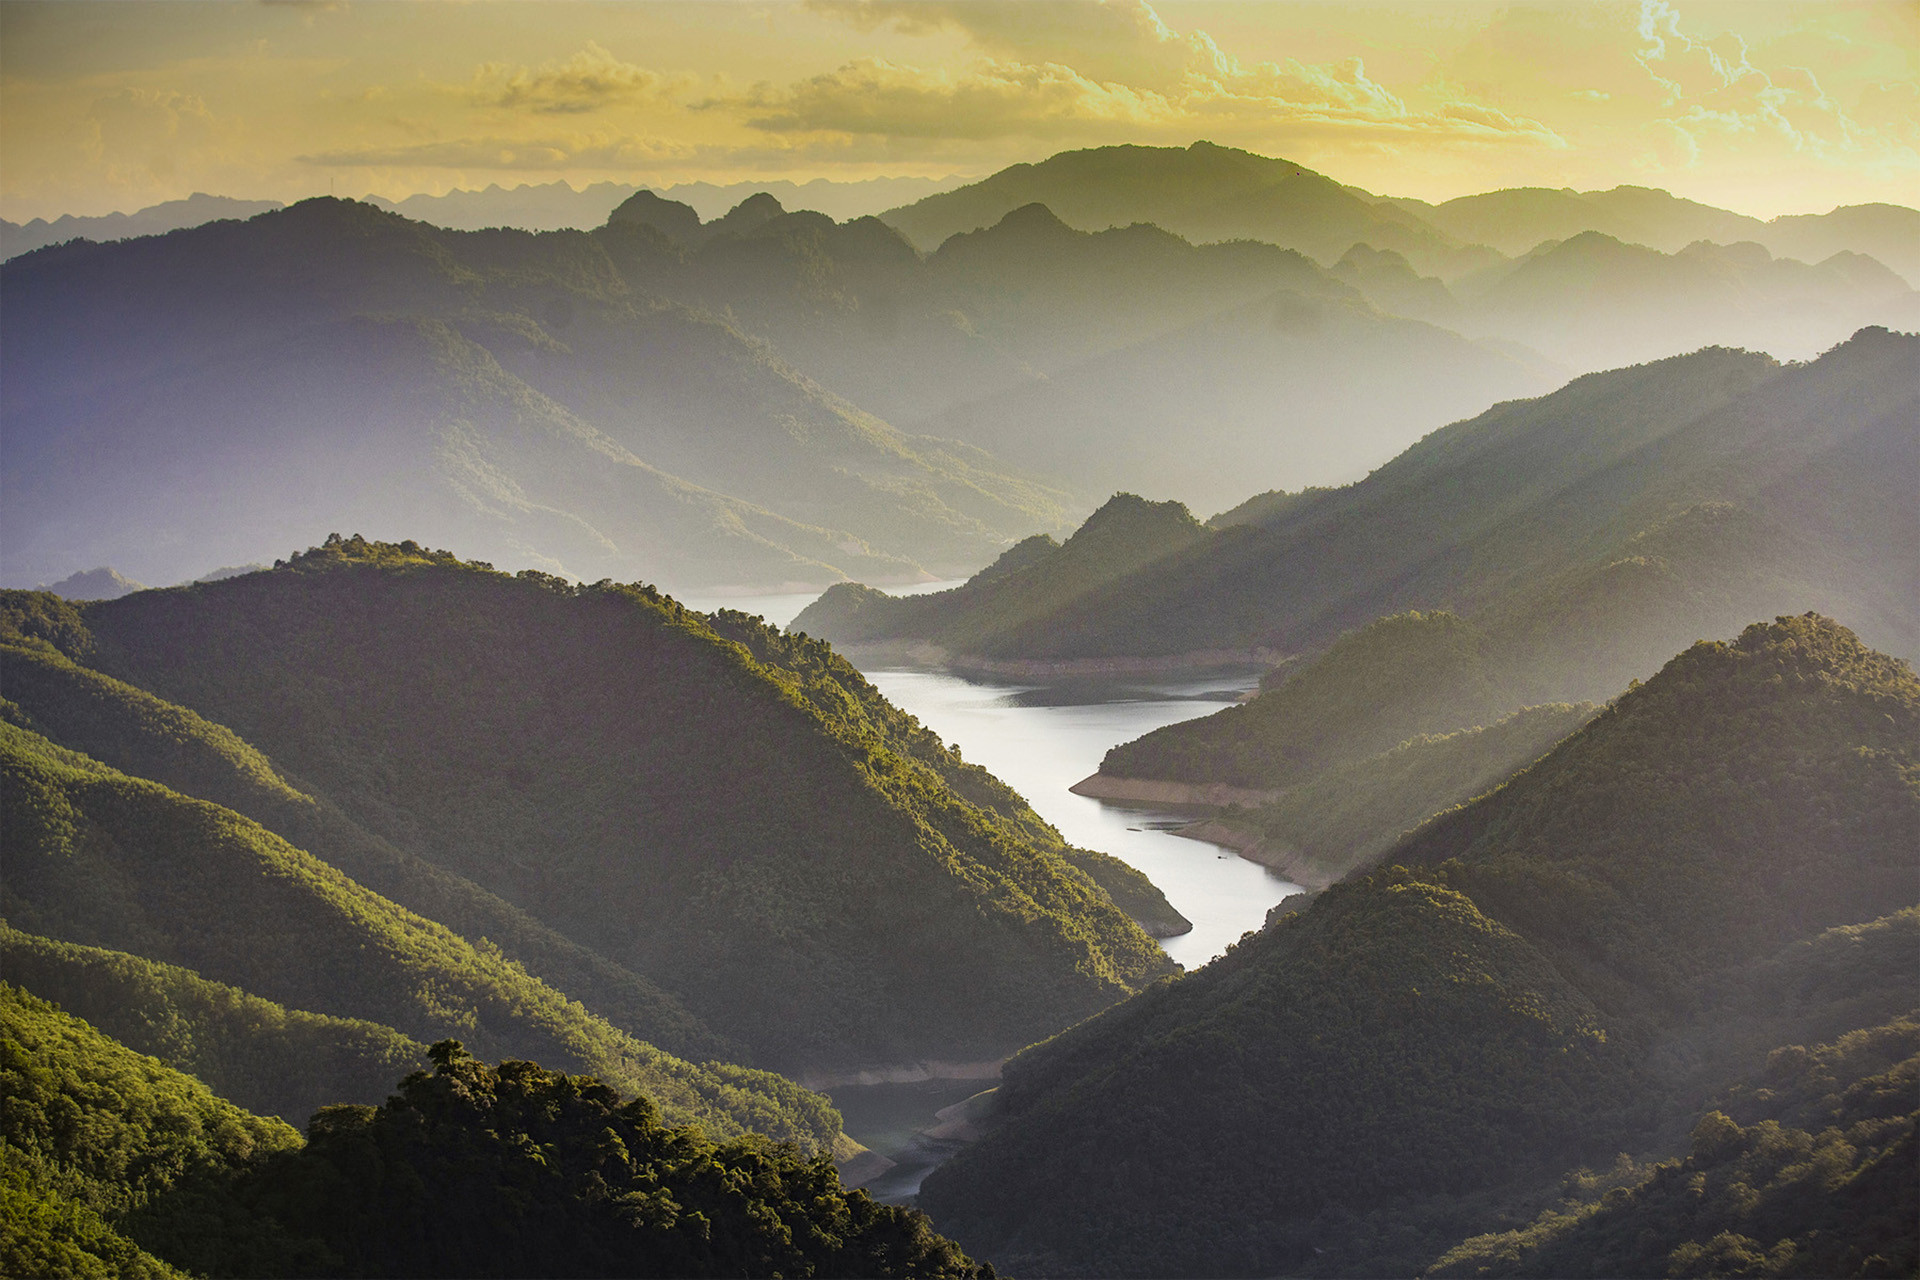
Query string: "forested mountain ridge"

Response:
xmin=808 ymin=328 xmax=1917 ymax=721
xmin=1 ymin=988 xmax=990 ymax=1279
xmin=4 ymin=536 xmax=1173 ymax=1075
xmin=917 ymin=615 xmax=1920 ymax=1277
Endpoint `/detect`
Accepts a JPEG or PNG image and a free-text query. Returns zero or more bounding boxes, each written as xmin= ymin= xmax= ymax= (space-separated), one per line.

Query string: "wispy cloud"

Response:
xmin=469 ymin=42 xmax=682 ymax=115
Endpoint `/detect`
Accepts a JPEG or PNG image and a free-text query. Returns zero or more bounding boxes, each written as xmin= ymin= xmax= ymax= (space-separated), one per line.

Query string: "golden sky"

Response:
xmin=2 ymin=0 xmax=1915 ymax=222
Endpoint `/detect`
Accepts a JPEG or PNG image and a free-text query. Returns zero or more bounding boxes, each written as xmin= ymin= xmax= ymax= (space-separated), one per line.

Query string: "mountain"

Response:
xmin=916 ymin=615 xmax=1920 ymax=1277
xmin=882 ymin=141 xmax=1476 ymax=275
xmin=369 ymin=175 xmax=961 ymax=232
xmin=1 ymin=981 xmax=302 ymax=1279
xmin=0 ymin=923 xmax=426 ymax=1128
xmin=802 ymin=330 xmax=1918 ymax=695
xmin=0 ymin=194 xmax=283 ymax=261
xmin=800 ymin=493 xmax=1210 ymax=660
xmin=40 ymin=568 xmax=146 ymax=600
xmin=594 ymin=195 xmax=1553 ymax=507
xmin=1208 ymin=701 xmax=1602 ymax=888
xmin=1407 ymin=185 xmax=1920 ymax=285
xmin=3 ymin=538 xmax=1173 ymax=1074
xmin=1 ymin=987 xmax=987 ymax=1279
xmin=1453 ymin=232 xmax=1917 ymax=367
xmin=1 ymin=197 xmax=1068 ymax=594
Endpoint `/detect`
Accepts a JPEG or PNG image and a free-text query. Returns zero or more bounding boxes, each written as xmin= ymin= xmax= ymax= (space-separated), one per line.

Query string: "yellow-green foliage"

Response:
xmin=0 ymin=718 xmax=841 ymax=1149
xmin=1105 ymin=610 xmax=1517 ymax=788
xmin=1238 ymin=701 xmax=1599 ymax=882
xmin=0 ymin=924 xmax=424 ymax=1125
xmin=62 ymin=540 xmax=1169 ymax=1070
xmin=0 ymin=982 xmax=299 ymax=1223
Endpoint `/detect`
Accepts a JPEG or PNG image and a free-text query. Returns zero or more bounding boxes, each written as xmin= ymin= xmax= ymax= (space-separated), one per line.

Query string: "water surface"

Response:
xmin=863 ymin=669 xmax=1300 ymax=969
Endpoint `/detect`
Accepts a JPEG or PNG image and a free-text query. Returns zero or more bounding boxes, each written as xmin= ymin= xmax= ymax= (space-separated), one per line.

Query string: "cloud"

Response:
xmin=719 ymin=57 xmax=1172 ymax=140
xmin=729 ymin=4 xmax=1563 ymax=155
xmin=805 ymin=0 xmax=1226 ymax=91
xmin=82 ymin=89 xmax=216 ymax=182
xmin=298 ymin=133 xmax=697 ymax=171
xmin=471 ymin=42 xmax=679 ymax=115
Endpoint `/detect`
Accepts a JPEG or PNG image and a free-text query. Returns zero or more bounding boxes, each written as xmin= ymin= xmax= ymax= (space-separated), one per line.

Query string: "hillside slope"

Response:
xmin=13 ymin=537 xmax=1172 ymax=1073
xmin=1 ymin=198 xmax=1064 ymax=594
xmin=917 ymin=616 xmax=1920 ymax=1277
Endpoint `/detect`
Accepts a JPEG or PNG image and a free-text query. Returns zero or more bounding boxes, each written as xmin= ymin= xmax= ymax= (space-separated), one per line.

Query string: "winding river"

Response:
xmin=679 ymin=583 xmax=1302 ymax=1196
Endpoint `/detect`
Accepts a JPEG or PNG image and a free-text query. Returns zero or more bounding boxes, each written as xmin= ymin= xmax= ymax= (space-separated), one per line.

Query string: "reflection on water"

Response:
xmin=864 ymin=670 xmax=1301 ymax=969
xmin=676 ymin=583 xmax=1302 ymax=969
xmin=826 ymin=1077 xmax=989 ymax=1203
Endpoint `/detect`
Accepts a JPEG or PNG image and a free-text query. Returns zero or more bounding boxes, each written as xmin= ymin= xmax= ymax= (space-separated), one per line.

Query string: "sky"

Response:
xmin=2 ymin=0 xmax=1915 ymax=223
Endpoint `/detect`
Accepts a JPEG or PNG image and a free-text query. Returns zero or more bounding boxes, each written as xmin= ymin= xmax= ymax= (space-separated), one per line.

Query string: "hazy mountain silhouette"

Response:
xmin=800 ymin=329 xmax=1918 ymax=689
xmin=1 ymin=198 xmax=1067 ymax=594
xmin=0 ymin=193 xmax=284 ymax=261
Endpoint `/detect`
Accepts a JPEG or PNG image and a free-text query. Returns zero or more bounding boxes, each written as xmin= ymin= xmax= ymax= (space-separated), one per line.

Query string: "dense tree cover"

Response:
xmin=795 ymin=493 xmax=1209 ymax=657
xmin=9 ymin=538 xmax=1169 ymax=1074
xmin=178 ymin=1041 xmax=993 ymax=1279
xmin=1103 ymin=610 xmax=1516 ymax=787
xmin=0 ymin=982 xmax=300 ymax=1276
xmin=0 ymin=924 xmax=424 ymax=1124
xmin=1223 ymin=701 xmax=1599 ymax=886
xmin=2 ymin=986 xmax=989 ymax=1279
xmin=1 ymin=623 xmax=733 ymax=1064
xmin=918 ymin=616 xmax=1918 ymax=1277
xmin=1432 ymin=1016 xmax=1918 ymax=1278
xmin=0 ymin=714 xmax=841 ymax=1149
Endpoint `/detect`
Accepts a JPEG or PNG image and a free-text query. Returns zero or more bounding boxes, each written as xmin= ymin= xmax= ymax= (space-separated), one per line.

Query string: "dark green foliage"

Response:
xmin=0 ymin=714 xmax=842 ymax=1148
xmin=1231 ymin=701 xmax=1600 ymax=884
xmin=200 ymin=1042 xmax=992 ymax=1279
xmin=0 ymin=924 xmax=424 ymax=1124
xmin=1 ymin=620 xmax=733 ymax=1065
xmin=1431 ymin=1018 xmax=1919 ymax=1278
xmin=1055 ymin=847 xmax=1191 ymax=938
xmin=17 ymin=539 xmax=1168 ymax=1073
xmin=1103 ymin=610 xmax=1515 ymax=788
xmin=917 ymin=616 xmax=1919 ymax=1277
xmin=0 ymin=982 xmax=299 ymax=1251
xmin=1406 ymin=616 xmax=1919 ymax=997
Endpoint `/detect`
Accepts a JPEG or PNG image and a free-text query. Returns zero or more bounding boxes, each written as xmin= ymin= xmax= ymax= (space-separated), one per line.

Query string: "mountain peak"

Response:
xmin=605 ymin=188 xmax=702 ymax=242
xmin=709 ymin=191 xmax=786 ymax=236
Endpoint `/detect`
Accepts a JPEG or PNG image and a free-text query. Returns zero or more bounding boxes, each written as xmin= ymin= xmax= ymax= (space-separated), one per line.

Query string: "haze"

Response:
xmin=3 ymin=0 xmax=1916 ymax=223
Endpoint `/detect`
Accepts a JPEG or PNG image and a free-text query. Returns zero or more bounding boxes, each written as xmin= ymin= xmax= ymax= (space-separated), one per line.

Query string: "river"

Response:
xmin=679 ymin=582 xmax=1302 ymax=1196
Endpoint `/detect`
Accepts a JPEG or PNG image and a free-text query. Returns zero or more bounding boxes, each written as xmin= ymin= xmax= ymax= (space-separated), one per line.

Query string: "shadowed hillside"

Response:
xmin=917 ymin=616 xmax=1920 ymax=1277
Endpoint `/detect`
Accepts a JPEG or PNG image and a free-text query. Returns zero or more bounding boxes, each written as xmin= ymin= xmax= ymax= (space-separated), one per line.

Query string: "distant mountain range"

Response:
xmin=367 ymin=174 xmax=963 ymax=231
xmin=0 ymin=193 xmax=285 ymax=261
xmin=7 ymin=142 xmax=1913 ymax=592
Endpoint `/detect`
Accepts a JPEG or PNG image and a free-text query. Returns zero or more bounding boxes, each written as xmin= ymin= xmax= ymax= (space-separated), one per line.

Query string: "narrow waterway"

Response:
xmin=679 ymin=583 xmax=1302 ymax=1197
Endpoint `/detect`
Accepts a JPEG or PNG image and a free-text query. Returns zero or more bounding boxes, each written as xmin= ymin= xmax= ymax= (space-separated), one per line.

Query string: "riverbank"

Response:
xmin=1068 ymin=773 xmax=1280 ymax=808
xmin=830 ymin=642 xmax=1287 ymax=681
xmin=1169 ymin=819 xmax=1343 ymax=892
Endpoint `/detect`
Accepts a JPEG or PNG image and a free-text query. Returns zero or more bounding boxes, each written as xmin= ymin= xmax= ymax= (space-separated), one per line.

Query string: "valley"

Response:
xmin=4 ymin=39 xmax=1916 ymax=1270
